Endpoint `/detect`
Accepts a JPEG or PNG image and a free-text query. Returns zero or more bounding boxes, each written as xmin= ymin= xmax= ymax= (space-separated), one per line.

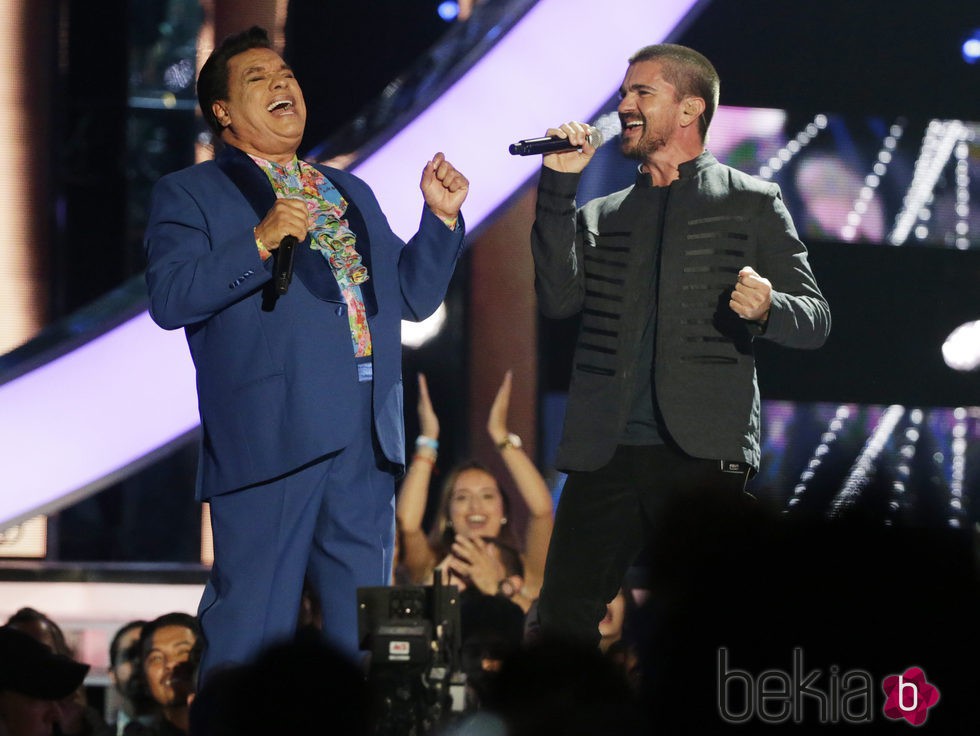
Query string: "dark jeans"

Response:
xmin=537 ymin=443 xmax=751 ymax=647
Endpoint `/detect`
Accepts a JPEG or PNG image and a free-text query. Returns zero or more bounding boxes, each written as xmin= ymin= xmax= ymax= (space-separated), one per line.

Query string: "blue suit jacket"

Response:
xmin=145 ymin=146 xmax=466 ymax=500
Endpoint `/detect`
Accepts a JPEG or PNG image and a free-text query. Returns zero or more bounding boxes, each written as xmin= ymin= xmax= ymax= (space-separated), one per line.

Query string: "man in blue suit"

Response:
xmin=144 ymin=27 xmax=469 ymax=682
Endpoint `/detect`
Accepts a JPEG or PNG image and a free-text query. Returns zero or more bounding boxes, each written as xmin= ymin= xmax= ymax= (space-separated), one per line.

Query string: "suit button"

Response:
xmin=335 ymin=305 xmax=346 ymax=316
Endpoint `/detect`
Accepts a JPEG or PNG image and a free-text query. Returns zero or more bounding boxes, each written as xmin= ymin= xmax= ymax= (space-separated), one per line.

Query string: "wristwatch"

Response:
xmin=496 ymin=432 xmax=522 ymax=451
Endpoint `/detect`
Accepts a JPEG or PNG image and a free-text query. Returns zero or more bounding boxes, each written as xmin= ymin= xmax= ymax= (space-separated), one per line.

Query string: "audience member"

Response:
xmin=295 ymin=578 xmax=323 ymax=635
xmin=106 ymin=622 xmax=149 ymax=736
xmin=5 ymin=609 xmax=110 ymax=736
xmin=124 ymin=614 xmax=200 ymax=736
xmin=5 ymin=609 xmax=70 ymax=656
xmin=397 ymin=371 xmax=552 ymax=608
xmin=189 ymin=630 xmax=370 ymax=736
xmin=440 ymin=537 xmax=532 ymax=610
xmin=448 ymin=538 xmax=526 ymax=708
xmin=472 ymin=637 xmax=645 ymax=736
xmin=597 ymin=590 xmax=642 ymax=694
xmin=0 ymin=626 xmax=89 ymax=736
xmin=481 ymin=538 xmax=527 ymax=610
xmin=597 ymin=589 xmax=626 ymax=655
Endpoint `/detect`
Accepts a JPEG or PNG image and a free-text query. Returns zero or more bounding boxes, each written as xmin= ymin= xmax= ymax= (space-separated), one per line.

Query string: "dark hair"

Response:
xmin=197 ymin=26 xmax=273 ymax=136
xmin=139 ymin=612 xmax=200 ymax=663
xmin=5 ymin=607 xmax=71 ymax=657
xmin=131 ymin=612 xmax=201 ymax=706
xmin=109 ymin=620 xmax=153 ymax=713
xmin=628 ymin=43 xmax=720 ymax=142
xmin=190 ymin=632 xmax=370 ymax=736
xmin=109 ymin=619 xmax=146 ymax=670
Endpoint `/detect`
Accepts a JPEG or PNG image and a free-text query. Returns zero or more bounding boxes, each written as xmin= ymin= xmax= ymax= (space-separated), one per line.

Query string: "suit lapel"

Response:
xmin=214 ymin=145 xmax=344 ymax=304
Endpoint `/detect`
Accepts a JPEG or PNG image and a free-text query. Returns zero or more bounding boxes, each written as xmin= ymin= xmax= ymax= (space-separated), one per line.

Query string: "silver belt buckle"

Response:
xmin=720 ymin=460 xmax=745 ymax=474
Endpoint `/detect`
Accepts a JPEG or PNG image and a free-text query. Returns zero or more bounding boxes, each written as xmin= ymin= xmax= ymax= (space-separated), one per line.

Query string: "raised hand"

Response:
xmin=420 ymin=152 xmax=469 ymax=223
xmin=447 ymin=535 xmax=507 ymax=596
xmin=416 ymin=373 xmax=439 ymax=440
xmin=487 ymin=369 xmax=513 ymax=445
xmin=542 ymin=121 xmax=600 ymax=174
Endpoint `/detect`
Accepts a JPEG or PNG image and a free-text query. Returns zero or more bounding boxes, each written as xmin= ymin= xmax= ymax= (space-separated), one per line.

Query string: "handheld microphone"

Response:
xmin=508 ymin=128 xmax=603 ymax=156
xmin=273 ymin=235 xmax=297 ymax=295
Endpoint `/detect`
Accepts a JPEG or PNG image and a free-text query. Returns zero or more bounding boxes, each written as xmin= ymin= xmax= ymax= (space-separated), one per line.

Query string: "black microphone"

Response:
xmin=273 ymin=235 xmax=297 ymax=295
xmin=508 ymin=128 xmax=604 ymax=156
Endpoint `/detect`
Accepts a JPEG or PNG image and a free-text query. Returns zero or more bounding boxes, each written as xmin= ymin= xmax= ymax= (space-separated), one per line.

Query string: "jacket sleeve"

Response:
xmin=751 ymin=187 xmax=832 ymax=349
xmin=328 ymin=167 xmax=468 ymax=323
xmin=397 ymin=206 xmax=468 ymax=322
xmin=144 ymin=174 xmax=271 ymax=330
xmin=530 ymin=167 xmax=586 ymax=319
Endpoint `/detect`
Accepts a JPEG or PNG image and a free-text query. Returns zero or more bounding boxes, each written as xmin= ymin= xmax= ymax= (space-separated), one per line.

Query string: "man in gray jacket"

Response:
xmin=532 ymin=44 xmax=831 ymax=646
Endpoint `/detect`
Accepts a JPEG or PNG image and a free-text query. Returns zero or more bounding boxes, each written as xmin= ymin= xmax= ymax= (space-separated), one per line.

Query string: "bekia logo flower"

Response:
xmin=882 ymin=667 xmax=940 ymax=726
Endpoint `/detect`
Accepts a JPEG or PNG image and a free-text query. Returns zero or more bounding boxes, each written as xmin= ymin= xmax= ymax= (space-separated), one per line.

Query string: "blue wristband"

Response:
xmin=415 ymin=435 xmax=439 ymax=451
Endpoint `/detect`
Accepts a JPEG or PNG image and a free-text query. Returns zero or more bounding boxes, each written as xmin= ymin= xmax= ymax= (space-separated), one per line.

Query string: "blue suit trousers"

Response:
xmin=197 ymin=381 xmax=395 ymax=682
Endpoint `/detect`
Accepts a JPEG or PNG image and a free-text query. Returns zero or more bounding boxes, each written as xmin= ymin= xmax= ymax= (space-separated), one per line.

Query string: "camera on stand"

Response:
xmin=358 ymin=577 xmax=467 ymax=735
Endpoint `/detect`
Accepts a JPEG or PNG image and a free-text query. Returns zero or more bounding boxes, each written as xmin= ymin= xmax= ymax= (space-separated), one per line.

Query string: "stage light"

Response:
xmin=401 ymin=302 xmax=447 ymax=349
xmin=437 ymin=1 xmax=459 ymax=22
xmin=889 ymin=119 xmax=969 ymax=245
xmin=962 ymin=31 xmax=980 ymax=64
xmin=755 ymin=111 xmax=823 ymax=181
xmin=942 ymin=320 xmax=980 ymax=371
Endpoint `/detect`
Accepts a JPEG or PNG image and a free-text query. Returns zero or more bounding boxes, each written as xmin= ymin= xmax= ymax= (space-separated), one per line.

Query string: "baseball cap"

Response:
xmin=0 ymin=625 xmax=89 ymax=699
